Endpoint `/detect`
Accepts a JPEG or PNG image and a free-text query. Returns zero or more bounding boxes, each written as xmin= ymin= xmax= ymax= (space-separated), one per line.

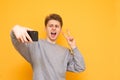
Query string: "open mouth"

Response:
xmin=51 ymin=32 xmax=56 ymax=37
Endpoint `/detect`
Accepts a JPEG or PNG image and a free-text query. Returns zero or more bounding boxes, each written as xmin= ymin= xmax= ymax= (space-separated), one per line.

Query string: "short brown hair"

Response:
xmin=45 ymin=13 xmax=63 ymax=27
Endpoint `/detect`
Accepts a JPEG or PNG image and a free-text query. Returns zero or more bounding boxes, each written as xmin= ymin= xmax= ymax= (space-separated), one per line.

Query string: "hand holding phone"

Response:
xmin=27 ymin=31 xmax=38 ymax=41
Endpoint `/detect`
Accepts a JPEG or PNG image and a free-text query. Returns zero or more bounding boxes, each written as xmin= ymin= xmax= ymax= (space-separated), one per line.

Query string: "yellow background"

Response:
xmin=0 ymin=0 xmax=120 ymax=80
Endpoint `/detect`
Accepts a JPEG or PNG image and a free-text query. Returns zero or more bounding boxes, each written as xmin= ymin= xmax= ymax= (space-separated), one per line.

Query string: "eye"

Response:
xmin=49 ymin=24 xmax=53 ymax=27
xmin=55 ymin=25 xmax=59 ymax=28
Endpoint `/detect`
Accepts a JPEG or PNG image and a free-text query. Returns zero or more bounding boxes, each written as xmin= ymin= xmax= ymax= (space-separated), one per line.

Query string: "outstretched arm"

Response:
xmin=10 ymin=25 xmax=33 ymax=63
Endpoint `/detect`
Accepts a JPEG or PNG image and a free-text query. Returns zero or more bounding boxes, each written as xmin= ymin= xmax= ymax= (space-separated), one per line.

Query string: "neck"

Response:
xmin=46 ymin=38 xmax=56 ymax=44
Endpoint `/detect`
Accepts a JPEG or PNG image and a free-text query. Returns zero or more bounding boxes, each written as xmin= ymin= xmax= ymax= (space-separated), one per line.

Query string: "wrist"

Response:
xmin=71 ymin=45 xmax=77 ymax=50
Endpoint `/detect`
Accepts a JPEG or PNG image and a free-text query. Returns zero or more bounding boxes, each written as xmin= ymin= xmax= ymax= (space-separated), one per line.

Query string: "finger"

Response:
xmin=69 ymin=37 xmax=74 ymax=41
xmin=25 ymin=32 xmax=33 ymax=42
xmin=66 ymin=29 xmax=71 ymax=37
xmin=17 ymin=37 xmax=22 ymax=42
xmin=62 ymin=32 xmax=68 ymax=39
xmin=20 ymin=36 xmax=24 ymax=43
xmin=22 ymin=34 xmax=28 ymax=42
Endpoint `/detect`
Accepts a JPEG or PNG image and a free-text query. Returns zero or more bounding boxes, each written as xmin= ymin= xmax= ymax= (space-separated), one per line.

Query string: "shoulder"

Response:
xmin=55 ymin=43 xmax=70 ymax=54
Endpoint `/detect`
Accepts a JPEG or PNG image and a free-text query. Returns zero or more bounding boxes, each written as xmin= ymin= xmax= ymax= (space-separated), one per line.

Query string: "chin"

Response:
xmin=49 ymin=37 xmax=57 ymax=42
xmin=51 ymin=38 xmax=57 ymax=41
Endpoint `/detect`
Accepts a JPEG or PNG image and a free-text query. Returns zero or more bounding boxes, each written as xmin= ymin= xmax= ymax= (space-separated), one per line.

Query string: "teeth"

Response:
xmin=51 ymin=32 xmax=56 ymax=35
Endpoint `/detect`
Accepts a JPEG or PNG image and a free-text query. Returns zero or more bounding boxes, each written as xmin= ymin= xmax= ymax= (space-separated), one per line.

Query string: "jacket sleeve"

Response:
xmin=10 ymin=30 xmax=31 ymax=63
xmin=66 ymin=48 xmax=86 ymax=72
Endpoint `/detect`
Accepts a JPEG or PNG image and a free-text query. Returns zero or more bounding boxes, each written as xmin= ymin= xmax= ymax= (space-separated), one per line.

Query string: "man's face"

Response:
xmin=45 ymin=19 xmax=62 ymax=42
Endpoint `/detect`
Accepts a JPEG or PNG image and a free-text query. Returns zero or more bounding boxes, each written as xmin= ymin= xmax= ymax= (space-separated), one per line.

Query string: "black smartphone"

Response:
xmin=27 ymin=31 xmax=38 ymax=41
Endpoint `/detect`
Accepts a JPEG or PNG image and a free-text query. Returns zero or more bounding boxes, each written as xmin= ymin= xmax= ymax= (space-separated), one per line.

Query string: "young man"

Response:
xmin=10 ymin=14 xmax=85 ymax=80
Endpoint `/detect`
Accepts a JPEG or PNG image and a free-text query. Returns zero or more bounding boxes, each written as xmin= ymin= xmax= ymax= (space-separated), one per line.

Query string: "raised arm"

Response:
xmin=66 ymin=48 xmax=85 ymax=72
xmin=63 ymin=30 xmax=85 ymax=72
xmin=10 ymin=25 xmax=33 ymax=63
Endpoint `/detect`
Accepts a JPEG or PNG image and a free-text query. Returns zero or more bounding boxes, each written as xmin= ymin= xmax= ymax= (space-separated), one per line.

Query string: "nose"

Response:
xmin=52 ymin=26 xmax=56 ymax=30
